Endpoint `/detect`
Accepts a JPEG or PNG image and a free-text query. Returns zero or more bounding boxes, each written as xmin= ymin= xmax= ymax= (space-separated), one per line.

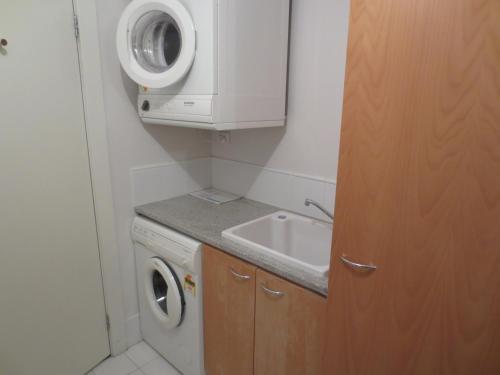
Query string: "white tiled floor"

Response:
xmin=87 ymin=341 xmax=180 ymax=375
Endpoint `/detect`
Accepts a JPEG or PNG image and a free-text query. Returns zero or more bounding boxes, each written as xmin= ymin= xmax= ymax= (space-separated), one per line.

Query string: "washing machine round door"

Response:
xmin=143 ymin=257 xmax=185 ymax=329
xmin=116 ymin=0 xmax=196 ymax=88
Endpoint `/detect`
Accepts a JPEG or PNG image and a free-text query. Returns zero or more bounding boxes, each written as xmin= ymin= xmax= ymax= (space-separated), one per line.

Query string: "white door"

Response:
xmin=0 ymin=1 xmax=110 ymax=374
xmin=116 ymin=0 xmax=196 ymax=88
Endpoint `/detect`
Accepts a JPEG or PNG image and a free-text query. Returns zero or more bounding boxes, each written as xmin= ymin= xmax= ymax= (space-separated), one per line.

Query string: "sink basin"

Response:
xmin=222 ymin=211 xmax=332 ymax=278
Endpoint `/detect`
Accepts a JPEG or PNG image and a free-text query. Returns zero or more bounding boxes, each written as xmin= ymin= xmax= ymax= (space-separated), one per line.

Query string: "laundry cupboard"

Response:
xmin=203 ymin=245 xmax=326 ymax=375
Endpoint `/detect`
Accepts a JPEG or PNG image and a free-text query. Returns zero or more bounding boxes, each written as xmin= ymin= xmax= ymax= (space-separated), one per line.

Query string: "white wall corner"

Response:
xmin=131 ymin=158 xmax=212 ymax=206
xmin=126 ymin=313 xmax=142 ymax=348
xmin=211 ymin=158 xmax=336 ymax=221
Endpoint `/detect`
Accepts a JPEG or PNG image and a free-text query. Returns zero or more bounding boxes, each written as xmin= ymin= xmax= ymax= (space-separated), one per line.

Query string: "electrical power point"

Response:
xmin=215 ymin=131 xmax=231 ymax=144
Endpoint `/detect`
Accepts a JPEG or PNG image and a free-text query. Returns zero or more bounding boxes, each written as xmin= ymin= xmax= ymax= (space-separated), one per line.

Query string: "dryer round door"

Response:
xmin=116 ymin=0 xmax=196 ymax=88
xmin=143 ymin=257 xmax=185 ymax=330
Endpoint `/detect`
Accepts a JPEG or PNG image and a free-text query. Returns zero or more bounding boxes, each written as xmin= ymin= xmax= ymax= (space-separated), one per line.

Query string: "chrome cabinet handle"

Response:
xmin=260 ymin=283 xmax=285 ymax=298
xmin=229 ymin=268 xmax=251 ymax=281
xmin=340 ymin=255 xmax=377 ymax=272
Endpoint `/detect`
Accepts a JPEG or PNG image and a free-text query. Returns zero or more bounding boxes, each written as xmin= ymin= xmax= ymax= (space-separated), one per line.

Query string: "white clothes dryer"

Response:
xmin=116 ymin=0 xmax=290 ymax=130
xmin=131 ymin=216 xmax=204 ymax=375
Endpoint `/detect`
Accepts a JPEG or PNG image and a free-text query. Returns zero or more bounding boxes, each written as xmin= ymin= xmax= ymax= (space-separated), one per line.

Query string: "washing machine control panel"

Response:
xmin=131 ymin=217 xmax=202 ymax=274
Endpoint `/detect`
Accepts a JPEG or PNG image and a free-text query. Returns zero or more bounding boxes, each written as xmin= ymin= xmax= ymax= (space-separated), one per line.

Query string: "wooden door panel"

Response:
xmin=324 ymin=0 xmax=500 ymax=374
xmin=203 ymin=245 xmax=257 ymax=375
xmin=255 ymin=269 xmax=326 ymax=375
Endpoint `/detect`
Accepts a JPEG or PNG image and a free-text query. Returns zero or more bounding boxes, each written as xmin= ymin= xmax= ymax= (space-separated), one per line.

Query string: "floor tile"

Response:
xmin=92 ymin=353 xmax=137 ymax=375
xmin=126 ymin=341 xmax=159 ymax=367
xmin=141 ymin=357 xmax=181 ymax=375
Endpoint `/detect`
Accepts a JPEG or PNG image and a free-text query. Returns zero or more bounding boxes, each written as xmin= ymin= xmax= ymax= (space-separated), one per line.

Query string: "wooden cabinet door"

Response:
xmin=255 ymin=269 xmax=327 ymax=375
xmin=203 ymin=245 xmax=257 ymax=375
xmin=324 ymin=0 xmax=500 ymax=374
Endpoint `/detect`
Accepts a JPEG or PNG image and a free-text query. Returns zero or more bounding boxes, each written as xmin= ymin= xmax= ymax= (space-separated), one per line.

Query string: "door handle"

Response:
xmin=260 ymin=283 xmax=285 ymax=298
xmin=340 ymin=255 xmax=377 ymax=273
xmin=229 ymin=268 xmax=251 ymax=281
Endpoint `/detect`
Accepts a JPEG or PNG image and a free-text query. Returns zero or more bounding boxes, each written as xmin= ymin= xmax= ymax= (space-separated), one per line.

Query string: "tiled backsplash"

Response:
xmin=131 ymin=158 xmax=212 ymax=206
xmin=131 ymin=157 xmax=336 ymax=221
xmin=211 ymin=158 xmax=336 ymax=220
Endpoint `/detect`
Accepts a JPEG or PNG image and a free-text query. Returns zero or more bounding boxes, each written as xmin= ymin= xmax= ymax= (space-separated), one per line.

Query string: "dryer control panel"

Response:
xmin=131 ymin=217 xmax=202 ymax=274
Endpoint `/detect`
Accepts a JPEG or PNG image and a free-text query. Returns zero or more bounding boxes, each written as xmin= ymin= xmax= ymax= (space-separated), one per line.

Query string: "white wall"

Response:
xmin=212 ymin=0 xmax=350 ymax=182
xmin=95 ymin=0 xmax=211 ymax=346
xmin=212 ymin=158 xmax=336 ymax=221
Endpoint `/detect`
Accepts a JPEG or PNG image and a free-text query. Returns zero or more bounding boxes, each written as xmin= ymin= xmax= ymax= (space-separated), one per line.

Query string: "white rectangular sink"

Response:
xmin=222 ymin=211 xmax=332 ymax=278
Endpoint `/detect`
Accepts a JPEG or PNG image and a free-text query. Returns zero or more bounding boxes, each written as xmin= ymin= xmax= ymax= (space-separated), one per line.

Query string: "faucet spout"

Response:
xmin=304 ymin=198 xmax=333 ymax=221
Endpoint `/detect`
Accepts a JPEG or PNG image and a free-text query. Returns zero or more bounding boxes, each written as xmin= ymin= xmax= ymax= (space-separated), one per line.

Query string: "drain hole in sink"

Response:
xmin=277 ymin=215 xmax=287 ymax=220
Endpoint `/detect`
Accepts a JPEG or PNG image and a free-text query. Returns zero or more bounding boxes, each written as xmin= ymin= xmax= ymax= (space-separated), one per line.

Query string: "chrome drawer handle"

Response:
xmin=340 ymin=255 xmax=377 ymax=272
xmin=230 ymin=268 xmax=251 ymax=281
xmin=260 ymin=283 xmax=285 ymax=298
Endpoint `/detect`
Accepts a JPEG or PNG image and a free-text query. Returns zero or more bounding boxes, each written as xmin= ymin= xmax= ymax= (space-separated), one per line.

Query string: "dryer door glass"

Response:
xmin=116 ymin=0 xmax=196 ymax=88
xmin=152 ymin=270 xmax=168 ymax=314
xmin=131 ymin=11 xmax=182 ymax=74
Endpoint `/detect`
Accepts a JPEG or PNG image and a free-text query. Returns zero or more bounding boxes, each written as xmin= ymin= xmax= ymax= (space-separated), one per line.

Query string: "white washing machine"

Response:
xmin=116 ymin=0 xmax=290 ymax=130
xmin=131 ymin=216 xmax=204 ymax=375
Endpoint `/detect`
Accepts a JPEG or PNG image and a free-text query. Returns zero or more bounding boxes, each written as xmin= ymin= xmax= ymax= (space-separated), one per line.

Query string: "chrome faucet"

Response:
xmin=304 ymin=198 xmax=333 ymax=221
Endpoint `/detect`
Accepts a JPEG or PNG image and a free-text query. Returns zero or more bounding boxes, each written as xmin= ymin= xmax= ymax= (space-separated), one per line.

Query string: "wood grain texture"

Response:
xmin=203 ymin=245 xmax=257 ymax=375
xmin=324 ymin=0 xmax=500 ymax=374
xmin=254 ymin=269 xmax=327 ymax=375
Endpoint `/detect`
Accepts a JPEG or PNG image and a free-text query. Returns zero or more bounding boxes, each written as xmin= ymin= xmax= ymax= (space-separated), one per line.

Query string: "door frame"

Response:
xmin=73 ymin=0 xmax=127 ymax=355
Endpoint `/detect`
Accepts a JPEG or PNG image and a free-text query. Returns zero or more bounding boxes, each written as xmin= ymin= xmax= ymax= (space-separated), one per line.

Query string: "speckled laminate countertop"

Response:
xmin=135 ymin=195 xmax=328 ymax=296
